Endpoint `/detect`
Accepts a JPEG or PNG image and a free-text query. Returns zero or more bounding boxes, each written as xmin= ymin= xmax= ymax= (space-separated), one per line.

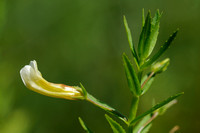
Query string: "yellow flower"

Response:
xmin=20 ymin=60 xmax=84 ymax=100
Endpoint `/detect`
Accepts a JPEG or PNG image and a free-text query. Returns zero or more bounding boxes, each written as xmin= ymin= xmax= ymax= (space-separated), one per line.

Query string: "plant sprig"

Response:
xmin=20 ymin=9 xmax=183 ymax=133
xmin=79 ymin=9 xmax=182 ymax=133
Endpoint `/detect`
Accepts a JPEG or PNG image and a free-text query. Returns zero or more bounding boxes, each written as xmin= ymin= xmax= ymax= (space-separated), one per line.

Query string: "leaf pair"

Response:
xmin=138 ymin=10 xmax=161 ymax=63
xmin=79 ymin=115 xmax=126 ymax=133
xmin=123 ymin=54 xmax=141 ymax=97
xmin=141 ymin=30 xmax=178 ymax=69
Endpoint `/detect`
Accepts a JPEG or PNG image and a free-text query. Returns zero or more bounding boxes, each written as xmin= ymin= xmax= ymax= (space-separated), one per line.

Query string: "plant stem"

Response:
xmin=86 ymin=93 xmax=128 ymax=124
xmin=129 ymin=96 xmax=139 ymax=122
xmin=128 ymin=96 xmax=140 ymax=133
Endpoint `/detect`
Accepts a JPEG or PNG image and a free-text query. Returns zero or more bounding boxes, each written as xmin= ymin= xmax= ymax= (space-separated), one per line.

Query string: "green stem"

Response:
xmin=128 ymin=96 xmax=140 ymax=133
xmin=129 ymin=96 xmax=139 ymax=123
xmin=86 ymin=93 xmax=128 ymax=124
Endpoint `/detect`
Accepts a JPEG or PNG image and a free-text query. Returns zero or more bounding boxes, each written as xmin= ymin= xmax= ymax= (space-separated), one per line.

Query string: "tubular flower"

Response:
xmin=20 ymin=60 xmax=84 ymax=100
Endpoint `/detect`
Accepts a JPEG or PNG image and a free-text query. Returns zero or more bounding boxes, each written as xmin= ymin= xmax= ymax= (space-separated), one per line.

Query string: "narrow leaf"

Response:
xmin=141 ymin=29 xmax=178 ymax=69
xmin=87 ymin=93 xmax=128 ymax=123
xmin=123 ymin=16 xmax=139 ymax=63
xmin=132 ymin=114 xmax=151 ymax=133
xmin=142 ymin=8 xmax=145 ymax=27
xmin=130 ymin=92 xmax=183 ymax=125
xmin=141 ymin=123 xmax=152 ymax=133
xmin=123 ymin=53 xmax=141 ymax=96
xmin=143 ymin=10 xmax=161 ymax=58
xmin=138 ymin=11 xmax=152 ymax=61
xmin=141 ymin=76 xmax=155 ymax=95
xmin=105 ymin=114 xmax=126 ymax=133
xmin=78 ymin=117 xmax=93 ymax=133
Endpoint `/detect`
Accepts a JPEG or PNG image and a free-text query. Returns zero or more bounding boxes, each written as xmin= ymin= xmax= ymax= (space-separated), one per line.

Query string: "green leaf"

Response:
xmin=105 ymin=114 xmax=126 ymax=133
xmin=132 ymin=115 xmax=151 ymax=133
xmin=123 ymin=16 xmax=139 ymax=64
xmin=143 ymin=10 xmax=161 ymax=59
xmin=141 ymin=29 xmax=178 ymax=69
xmin=138 ymin=10 xmax=162 ymax=63
xmin=78 ymin=117 xmax=93 ymax=133
xmin=87 ymin=93 xmax=128 ymax=123
xmin=138 ymin=11 xmax=152 ymax=61
xmin=141 ymin=123 xmax=152 ymax=133
xmin=130 ymin=92 xmax=183 ymax=125
xmin=141 ymin=75 xmax=155 ymax=95
xmin=142 ymin=8 xmax=145 ymax=27
xmin=123 ymin=53 xmax=141 ymax=96
xmin=80 ymin=83 xmax=87 ymax=99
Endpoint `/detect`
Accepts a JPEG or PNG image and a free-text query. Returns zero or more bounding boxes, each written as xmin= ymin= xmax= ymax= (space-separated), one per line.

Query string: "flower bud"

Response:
xmin=151 ymin=58 xmax=170 ymax=74
xmin=20 ymin=60 xmax=84 ymax=100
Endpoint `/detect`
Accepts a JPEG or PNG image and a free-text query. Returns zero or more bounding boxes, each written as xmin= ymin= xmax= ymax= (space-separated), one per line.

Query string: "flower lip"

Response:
xmin=20 ymin=60 xmax=84 ymax=100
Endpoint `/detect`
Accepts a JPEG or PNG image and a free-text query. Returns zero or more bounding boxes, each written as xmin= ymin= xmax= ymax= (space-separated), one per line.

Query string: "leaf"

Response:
xmin=80 ymin=83 xmax=87 ymax=99
xmin=105 ymin=114 xmax=126 ymax=133
xmin=130 ymin=92 xmax=184 ymax=125
xmin=138 ymin=11 xmax=152 ymax=61
xmin=123 ymin=53 xmax=141 ymax=96
xmin=132 ymin=115 xmax=151 ymax=133
xmin=143 ymin=10 xmax=161 ymax=59
xmin=123 ymin=16 xmax=139 ymax=64
xmin=141 ymin=75 xmax=155 ymax=95
xmin=141 ymin=123 xmax=152 ymax=133
xmin=87 ymin=93 xmax=128 ymax=123
xmin=142 ymin=8 xmax=145 ymax=27
xmin=78 ymin=117 xmax=93 ymax=133
xmin=141 ymin=29 xmax=178 ymax=69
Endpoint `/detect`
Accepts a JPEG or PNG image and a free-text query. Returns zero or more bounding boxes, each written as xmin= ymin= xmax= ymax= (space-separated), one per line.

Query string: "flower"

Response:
xmin=20 ymin=60 xmax=84 ymax=100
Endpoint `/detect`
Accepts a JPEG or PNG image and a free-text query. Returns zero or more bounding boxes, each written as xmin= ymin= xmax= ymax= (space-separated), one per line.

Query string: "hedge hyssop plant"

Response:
xmin=20 ymin=10 xmax=183 ymax=133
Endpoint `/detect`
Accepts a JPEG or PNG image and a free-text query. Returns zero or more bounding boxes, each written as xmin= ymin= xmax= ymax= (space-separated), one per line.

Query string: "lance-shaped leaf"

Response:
xmin=142 ymin=8 xmax=145 ymax=27
xmin=132 ymin=115 xmax=151 ymax=133
xmin=105 ymin=114 xmax=126 ymax=133
xmin=141 ymin=29 xmax=178 ymax=69
xmin=138 ymin=11 xmax=152 ymax=61
xmin=141 ymin=74 xmax=155 ymax=95
xmin=87 ymin=93 xmax=128 ymax=123
xmin=143 ymin=10 xmax=161 ymax=59
xmin=130 ymin=92 xmax=183 ymax=125
xmin=123 ymin=53 xmax=141 ymax=96
xmin=138 ymin=10 xmax=162 ymax=62
xmin=141 ymin=124 xmax=152 ymax=133
xmin=78 ymin=117 xmax=93 ymax=133
xmin=123 ymin=16 xmax=139 ymax=64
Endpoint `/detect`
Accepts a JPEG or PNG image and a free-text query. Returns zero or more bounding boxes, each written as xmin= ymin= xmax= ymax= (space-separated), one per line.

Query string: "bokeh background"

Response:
xmin=0 ymin=0 xmax=199 ymax=132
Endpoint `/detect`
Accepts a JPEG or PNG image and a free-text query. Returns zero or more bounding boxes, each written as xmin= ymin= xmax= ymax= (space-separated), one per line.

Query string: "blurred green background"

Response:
xmin=0 ymin=0 xmax=199 ymax=132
